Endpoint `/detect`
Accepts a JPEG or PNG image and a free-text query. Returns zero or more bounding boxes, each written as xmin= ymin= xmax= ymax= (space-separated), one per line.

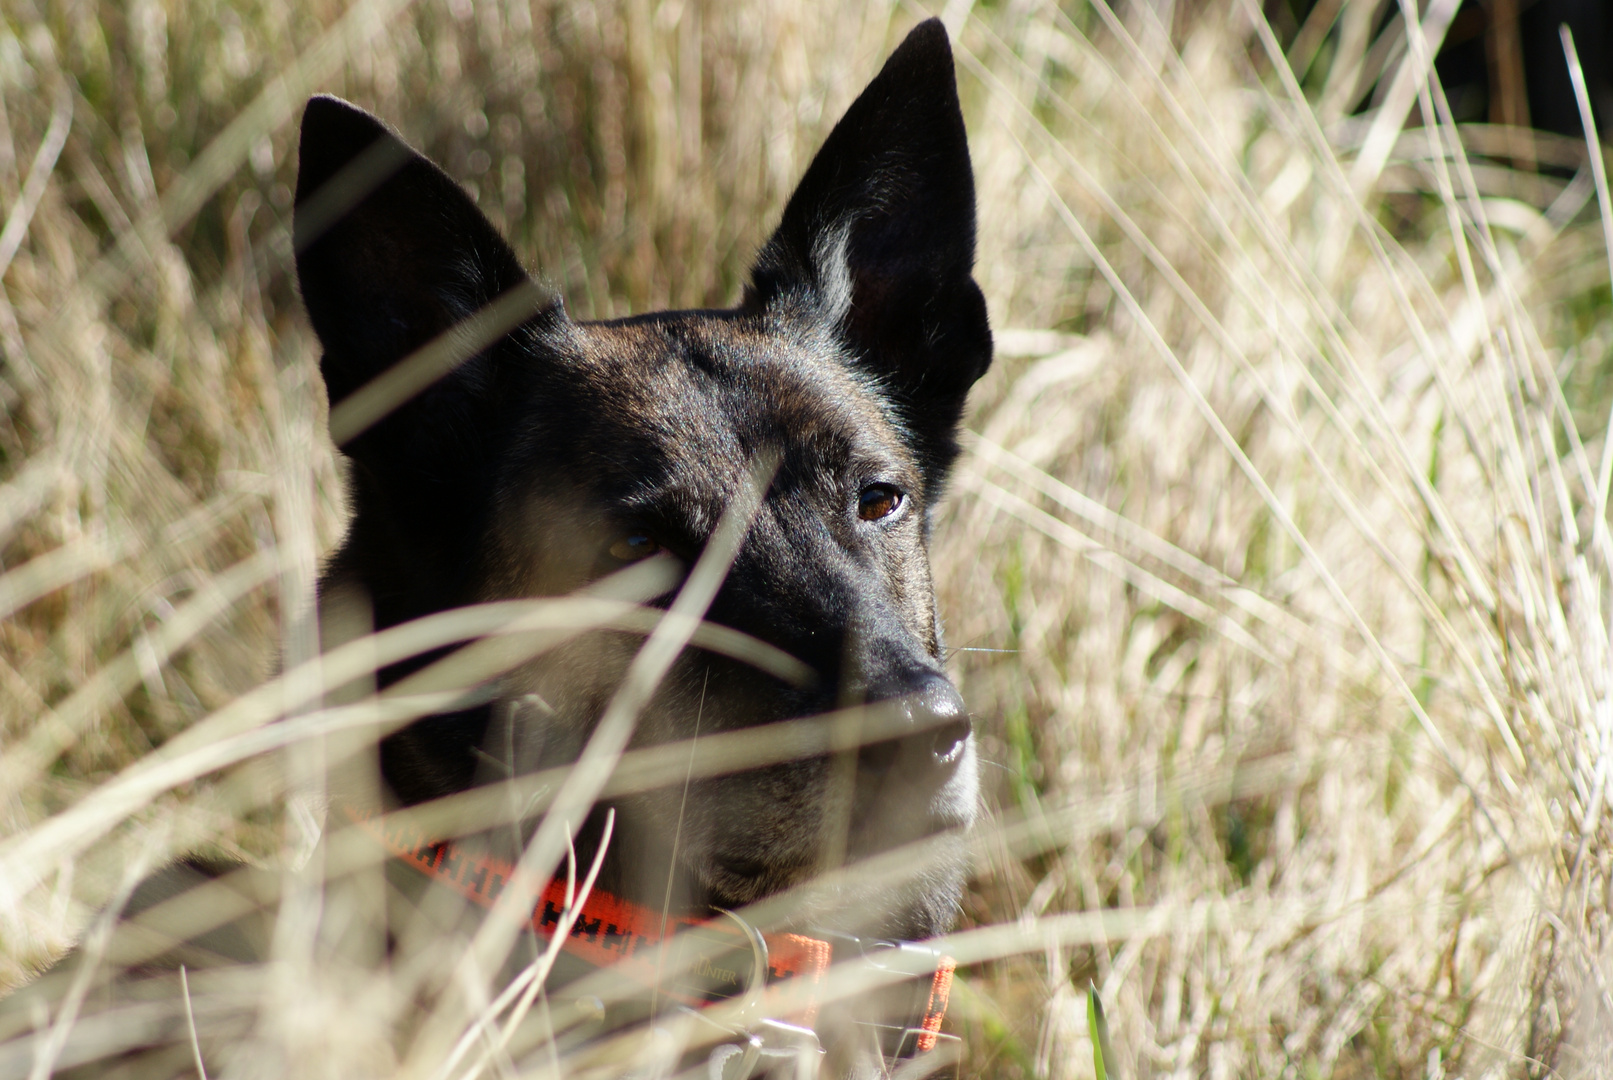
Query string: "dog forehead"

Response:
xmin=561 ymin=316 xmax=912 ymax=478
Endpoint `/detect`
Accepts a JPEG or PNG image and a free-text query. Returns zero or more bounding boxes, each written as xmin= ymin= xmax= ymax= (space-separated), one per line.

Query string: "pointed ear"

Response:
xmin=294 ymin=97 xmax=560 ymax=606
xmin=746 ymin=19 xmax=992 ymax=481
xmin=294 ymin=95 xmax=551 ymax=420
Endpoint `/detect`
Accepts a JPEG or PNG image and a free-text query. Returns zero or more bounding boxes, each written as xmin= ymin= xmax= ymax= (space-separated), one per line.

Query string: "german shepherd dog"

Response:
xmin=1 ymin=17 xmax=990 ymax=1079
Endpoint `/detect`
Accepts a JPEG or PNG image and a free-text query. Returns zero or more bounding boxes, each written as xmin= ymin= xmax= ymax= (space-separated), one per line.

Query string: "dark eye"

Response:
xmin=857 ymin=484 xmax=904 ymax=522
xmin=608 ymin=533 xmax=662 ymax=562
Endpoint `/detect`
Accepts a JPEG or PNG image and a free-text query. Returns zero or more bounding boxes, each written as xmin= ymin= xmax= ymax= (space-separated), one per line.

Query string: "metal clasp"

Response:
xmin=697 ymin=910 xmax=824 ymax=1080
xmin=706 ymin=1018 xmax=824 ymax=1080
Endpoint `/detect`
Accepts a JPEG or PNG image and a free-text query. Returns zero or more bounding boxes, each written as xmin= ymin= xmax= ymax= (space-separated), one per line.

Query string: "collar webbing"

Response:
xmin=347 ymin=807 xmax=828 ymax=1008
xmin=346 ymin=806 xmax=954 ymax=1048
xmin=915 ymin=956 xmax=954 ymax=1052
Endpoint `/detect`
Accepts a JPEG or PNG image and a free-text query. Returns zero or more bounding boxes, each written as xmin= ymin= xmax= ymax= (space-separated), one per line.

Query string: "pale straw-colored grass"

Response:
xmin=1 ymin=0 xmax=1611 ymax=1077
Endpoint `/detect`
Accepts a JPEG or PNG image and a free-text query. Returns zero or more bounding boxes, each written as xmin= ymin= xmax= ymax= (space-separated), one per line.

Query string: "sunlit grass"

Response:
xmin=2 ymin=0 xmax=1612 ymax=1076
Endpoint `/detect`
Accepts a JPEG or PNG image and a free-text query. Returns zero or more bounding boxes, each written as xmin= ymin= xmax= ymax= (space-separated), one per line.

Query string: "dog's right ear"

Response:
xmin=295 ymin=97 xmax=562 ymax=610
xmin=294 ymin=96 xmax=553 ymax=425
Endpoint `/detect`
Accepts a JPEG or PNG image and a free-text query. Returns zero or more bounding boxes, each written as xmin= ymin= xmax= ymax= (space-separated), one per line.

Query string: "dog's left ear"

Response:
xmin=746 ymin=18 xmax=992 ymax=482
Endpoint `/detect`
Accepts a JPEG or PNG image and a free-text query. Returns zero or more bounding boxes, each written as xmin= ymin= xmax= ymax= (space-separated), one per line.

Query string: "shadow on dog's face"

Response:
xmin=295 ymin=19 xmax=991 ymax=942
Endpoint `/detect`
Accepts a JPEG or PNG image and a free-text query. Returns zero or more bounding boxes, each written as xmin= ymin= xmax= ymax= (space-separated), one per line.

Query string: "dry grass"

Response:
xmin=2 ymin=0 xmax=1612 ymax=1076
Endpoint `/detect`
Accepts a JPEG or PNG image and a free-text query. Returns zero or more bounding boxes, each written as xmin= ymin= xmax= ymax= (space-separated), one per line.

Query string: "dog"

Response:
xmin=0 ymin=18 xmax=990 ymax=1079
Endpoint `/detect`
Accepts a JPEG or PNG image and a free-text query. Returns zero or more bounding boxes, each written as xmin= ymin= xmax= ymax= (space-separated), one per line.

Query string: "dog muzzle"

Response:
xmin=349 ymin=808 xmax=959 ymax=1079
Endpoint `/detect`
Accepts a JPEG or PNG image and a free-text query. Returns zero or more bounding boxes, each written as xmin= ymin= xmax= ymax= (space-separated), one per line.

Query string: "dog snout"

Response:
xmin=909 ymin=677 xmax=973 ymax=765
xmin=857 ymin=673 xmax=973 ymax=782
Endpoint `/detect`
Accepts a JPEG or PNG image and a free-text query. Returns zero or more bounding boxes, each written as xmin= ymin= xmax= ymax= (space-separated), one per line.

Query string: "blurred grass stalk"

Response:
xmin=1 ymin=0 xmax=1612 ymax=1076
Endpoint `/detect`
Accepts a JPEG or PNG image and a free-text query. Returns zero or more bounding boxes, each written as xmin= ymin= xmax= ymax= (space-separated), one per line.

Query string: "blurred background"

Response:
xmin=2 ymin=0 xmax=1612 ymax=1075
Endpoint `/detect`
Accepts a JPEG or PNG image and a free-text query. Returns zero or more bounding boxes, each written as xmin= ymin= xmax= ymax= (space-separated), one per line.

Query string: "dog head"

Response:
xmin=294 ymin=19 xmax=990 ymax=941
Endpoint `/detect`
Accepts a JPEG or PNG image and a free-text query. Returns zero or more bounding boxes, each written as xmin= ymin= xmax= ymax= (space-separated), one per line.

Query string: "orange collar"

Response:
xmin=346 ymin=806 xmax=951 ymax=1050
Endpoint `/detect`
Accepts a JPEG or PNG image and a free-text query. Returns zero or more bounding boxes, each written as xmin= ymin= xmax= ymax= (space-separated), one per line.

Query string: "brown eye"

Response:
xmin=857 ymin=484 xmax=903 ymax=522
xmin=608 ymin=533 xmax=662 ymax=562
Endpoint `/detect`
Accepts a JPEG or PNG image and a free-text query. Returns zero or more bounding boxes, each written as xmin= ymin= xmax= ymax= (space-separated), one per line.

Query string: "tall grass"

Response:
xmin=1 ymin=0 xmax=1611 ymax=1076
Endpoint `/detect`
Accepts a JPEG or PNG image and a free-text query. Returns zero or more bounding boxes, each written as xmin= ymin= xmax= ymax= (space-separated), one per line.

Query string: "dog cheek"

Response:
xmin=698 ymin=767 xmax=837 ymax=881
xmin=503 ymin=632 xmax=638 ymax=735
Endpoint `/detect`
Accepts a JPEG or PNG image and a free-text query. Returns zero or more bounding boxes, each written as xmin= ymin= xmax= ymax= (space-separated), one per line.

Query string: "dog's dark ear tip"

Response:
xmin=300 ymin=95 xmax=382 ymax=140
xmin=904 ymin=17 xmax=951 ymax=52
xmin=297 ymin=96 xmax=394 ymax=202
xmin=303 ymin=93 xmax=352 ymax=113
xmin=886 ymin=18 xmax=955 ymax=77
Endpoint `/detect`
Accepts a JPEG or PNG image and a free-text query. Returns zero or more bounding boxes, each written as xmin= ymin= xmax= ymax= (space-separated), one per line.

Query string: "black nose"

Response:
xmin=856 ymin=674 xmax=972 ymax=782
